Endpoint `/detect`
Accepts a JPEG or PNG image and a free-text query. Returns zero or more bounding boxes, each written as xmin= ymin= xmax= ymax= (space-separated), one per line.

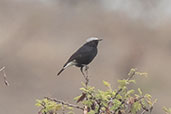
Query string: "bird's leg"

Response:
xmin=80 ymin=66 xmax=89 ymax=86
xmin=84 ymin=65 xmax=89 ymax=86
xmin=85 ymin=65 xmax=89 ymax=77
xmin=80 ymin=67 xmax=86 ymax=78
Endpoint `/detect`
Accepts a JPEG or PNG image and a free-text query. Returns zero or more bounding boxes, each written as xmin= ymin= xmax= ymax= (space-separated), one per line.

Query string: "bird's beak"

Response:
xmin=98 ymin=38 xmax=103 ymax=41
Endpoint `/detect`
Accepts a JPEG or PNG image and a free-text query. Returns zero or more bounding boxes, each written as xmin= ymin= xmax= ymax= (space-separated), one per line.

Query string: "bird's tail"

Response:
xmin=57 ymin=68 xmax=65 ymax=76
xmin=57 ymin=61 xmax=75 ymax=76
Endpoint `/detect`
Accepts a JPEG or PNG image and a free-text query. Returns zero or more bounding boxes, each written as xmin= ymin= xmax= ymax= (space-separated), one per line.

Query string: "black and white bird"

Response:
xmin=57 ymin=37 xmax=102 ymax=76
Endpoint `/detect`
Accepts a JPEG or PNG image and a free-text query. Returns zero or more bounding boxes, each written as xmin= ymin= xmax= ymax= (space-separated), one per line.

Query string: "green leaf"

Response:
xmin=138 ymin=88 xmax=143 ymax=95
xmin=111 ymin=99 xmax=121 ymax=111
xmin=135 ymin=72 xmax=148 ymax=77
xmin=66 ymin=106 xmax=73 ymax=110
xmin=88 ymin=110 xmax=96 ymax=114
xmin=103 ymin=80 xmax=111 ymax=89
xmin=145 ymin=94 xmax=152 ymax=101
xmin=128 ymin=80 xmax=136 ymax=84
xmin=128 ymin=68 xmax=136 ymax=76
xmin=97 ymin=90 xmax=108 ymax=101
xmin=87 ymin=86 xmax=95 ymax=92
xmin=83 ymin=100 xmax=93 ymax=107
xmin=112 ymin=91 xmax=116 ymax=96
xmin=74 ymin=95 xmax=82 ymax=101
xmin=55 ymin=104 xmax=62 ymax=111
xmin=35 ymin=99 xmax=42 ymax=107
xmin=80 ymin=87 xmax=88 ymax=92
xmin=118 ymin=80 xmax=128 ymax=88
xmin=131 ymin=102 xmax=141 ymax=114
xmin=153 ymin=99 xmax=158 ymax=104
xmin=116 ymin=94 xmax=122 ymax=100
xmin=68 ymin=111 xmax=75 ymax=114
xmin=135 ymin=94 xmax=140 ymax=98
xmin=81 ymin=82 xmax=86 ymax=87
xmin=125 ymin=89 xmax=135 ymax=97
xmin=163 ymin=106 xmax=171 ymax=114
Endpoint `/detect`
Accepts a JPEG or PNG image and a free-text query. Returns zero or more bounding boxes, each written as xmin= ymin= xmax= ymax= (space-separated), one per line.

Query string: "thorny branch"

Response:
xmin=45 ymin=97 xmax=84 ymax=111
xmin=38 ymin=69 xmax=155 ymax=114
xmin=113 ymin=99 xmax=126 ymax=114
xmin=108 ymin=69 xmax=136 ymax=107
xmin=42 ymin=66 xmax=91 ymax=114
xmin=109 ymin=69 xmax=151 ymax=114
xmin=140 ymin=97 xmax=155 ymax=114
xmin=0 ymin=66 xmax=9 ymax=86
xmin=80 ymin=69 xmax=138 ymax=114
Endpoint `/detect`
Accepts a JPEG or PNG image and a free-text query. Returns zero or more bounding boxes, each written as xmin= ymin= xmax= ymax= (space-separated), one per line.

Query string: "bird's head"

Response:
xmin=85 ymin=37 xmax=103 ymax=47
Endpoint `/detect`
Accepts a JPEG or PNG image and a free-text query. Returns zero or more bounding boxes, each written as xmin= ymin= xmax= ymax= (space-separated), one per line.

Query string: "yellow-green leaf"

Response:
xmin=138 ymin=88 xmax=143 ymax=95
xmin=103 ymin=80 xmax=111 ymax=89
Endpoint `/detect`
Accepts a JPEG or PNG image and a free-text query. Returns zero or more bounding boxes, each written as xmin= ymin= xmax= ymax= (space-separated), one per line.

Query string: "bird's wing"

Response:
xmin=63 ymin=47 xmax=85 ymax=66
xmin=64 ymin=45 xmax=96 ymax=67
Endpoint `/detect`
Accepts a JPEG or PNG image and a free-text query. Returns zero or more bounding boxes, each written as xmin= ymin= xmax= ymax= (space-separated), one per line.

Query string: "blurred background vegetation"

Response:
xmin=0 ymin=0 xmax=171 ymax=114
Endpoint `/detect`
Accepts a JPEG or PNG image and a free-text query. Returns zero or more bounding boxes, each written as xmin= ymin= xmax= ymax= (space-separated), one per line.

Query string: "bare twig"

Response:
xmin=140 ymin=98 xmax=156 ymax=114
xmin=0 ymin=66 xmax=9 ymax=86
xmin=112 ymin=88 xmax=122 ymax=100
xmin=62 ymin=105 xmax=66 ymax=114
xmin=38 ymin=101 xmax=49 ymax=114
xmin=114 ymin=99 xmax=126 ymax=114
xmin=84 ymin=106 xmax=88 ymax=114
xmin=45 ymin=97 xmax=84 ymax=111
xmin=140 ymin=100 xmax=149 ymax=113
xmin=127 ymin=70 xmax=136 ymax=81
xmin=96 ymin=102 xmax=102 ymax=114
xmin=141 ymin=110 xmax=146 ymax=114
xmin=0 ymin=66 xmax=5 ymax=72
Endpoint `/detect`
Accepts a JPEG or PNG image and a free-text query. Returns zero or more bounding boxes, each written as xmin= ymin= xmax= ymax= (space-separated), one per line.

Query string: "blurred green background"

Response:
xmin=0 ymin=0 xmax=171 ymax=113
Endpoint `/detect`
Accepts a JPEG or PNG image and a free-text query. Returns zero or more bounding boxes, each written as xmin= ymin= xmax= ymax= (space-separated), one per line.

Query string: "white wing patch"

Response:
xmin=64 ymin=60 xmax=77 ymax=69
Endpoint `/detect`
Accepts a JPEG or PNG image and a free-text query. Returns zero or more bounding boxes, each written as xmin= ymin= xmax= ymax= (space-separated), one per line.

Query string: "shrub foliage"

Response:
xmin=36 ymin=69 xmax=170 ymax=114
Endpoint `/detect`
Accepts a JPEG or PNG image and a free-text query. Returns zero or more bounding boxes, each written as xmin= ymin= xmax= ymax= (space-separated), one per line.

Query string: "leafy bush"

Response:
xmin=35 ymin=69 xmax=170 ymax=114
